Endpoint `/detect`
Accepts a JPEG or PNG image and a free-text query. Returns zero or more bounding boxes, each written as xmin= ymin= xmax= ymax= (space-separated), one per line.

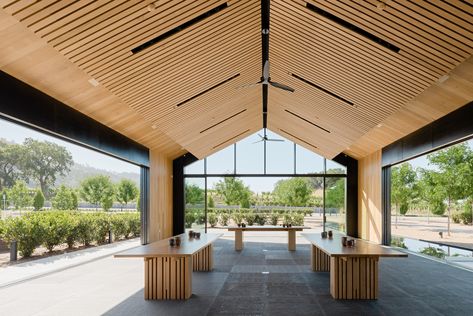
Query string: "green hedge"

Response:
xmin=0 ymin=211 xmax=140 ymax=257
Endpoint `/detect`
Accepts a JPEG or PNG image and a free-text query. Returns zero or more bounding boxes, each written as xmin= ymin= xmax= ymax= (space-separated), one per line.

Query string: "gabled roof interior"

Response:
xmin=0 ymin=0 xmax=472 ymax=160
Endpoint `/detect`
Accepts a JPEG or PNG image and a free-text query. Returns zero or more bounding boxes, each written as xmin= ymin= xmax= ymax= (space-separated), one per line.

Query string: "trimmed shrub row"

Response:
xmin=186 ymin=208 xmax=306 ymax=228
xmin=0 ymin=211 xmax=140 ymax=258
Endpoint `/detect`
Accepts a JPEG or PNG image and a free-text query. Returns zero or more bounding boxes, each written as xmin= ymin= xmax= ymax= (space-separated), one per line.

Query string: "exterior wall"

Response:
xmin=358 ymin=150 xmax=382 ymax=244
xmin=149 ymin=150 xmax=173 ymax=242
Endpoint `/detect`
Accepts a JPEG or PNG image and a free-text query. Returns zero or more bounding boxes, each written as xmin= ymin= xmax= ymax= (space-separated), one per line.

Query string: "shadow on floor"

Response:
xmin=103 ymin=239 xmax=473 ymax=316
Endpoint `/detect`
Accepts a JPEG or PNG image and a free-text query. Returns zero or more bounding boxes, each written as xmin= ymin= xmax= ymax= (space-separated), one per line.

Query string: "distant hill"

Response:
xmin=55 ymin=163 xmax=139 ymax=188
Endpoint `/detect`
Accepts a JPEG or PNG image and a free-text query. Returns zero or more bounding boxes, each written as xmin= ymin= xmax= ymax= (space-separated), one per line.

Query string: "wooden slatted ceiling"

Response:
xmin=0 ymin=0 xmax=472 ymax=160
xmin=0 ymin=0 xmax=261 ymax=159
xmin=268 ymin=0 xmax=473 ymax=159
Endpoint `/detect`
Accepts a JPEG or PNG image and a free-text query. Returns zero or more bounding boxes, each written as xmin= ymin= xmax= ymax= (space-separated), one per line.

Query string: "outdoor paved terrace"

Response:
xmin=1 ymin=233 xmax=473 ymax=315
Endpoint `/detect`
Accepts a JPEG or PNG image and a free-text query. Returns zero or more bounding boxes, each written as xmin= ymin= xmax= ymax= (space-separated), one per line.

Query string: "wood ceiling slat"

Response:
xmin=388 ymin=0 xmax=473 ymax=46
xmin=270 ymin=36 xmax=416 ymax=107
xmin=307 ymin=0 xmax=458 ymax=70
xmin=98 ymin=1 xmax=259 ymax=86
xmin=9 ymin=0 xmax=61 ymax=21
xmin=406 ymin=0 xmax=473 ymax=34
xmin=1 ymin=0 xmax=38 ymax=14
xmin=273 ymin=0 xmax=440 ymax=79
xmin=19 ymin=0 xmax=76 ymax=27
xmin=123 ymin=53 xmax=259 ymax=116
xmin=367 ymin=0 xmax=472 ymax=55
xmin=270 ymin=19 xmax=426 ymax=97
xmin=270 ymin=13 xmax=433 ymax=90
xmin=343 ymin=0 xmax=471 ymax=58
xmin=30 ymin=0 xmax=103 ymax=33
xmin=117 ymin=30 xmax=259 ymax=107
xmin=446 ymin=0 xmax=473 ymax=16
xmin=45 ymin=0 xmax=142 ymax=46
xmin=72 ymin=0 xmax=225 ymax=69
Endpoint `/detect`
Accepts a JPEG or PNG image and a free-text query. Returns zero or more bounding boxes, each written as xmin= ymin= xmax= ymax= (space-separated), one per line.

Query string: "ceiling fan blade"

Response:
xmin=252 ymin=139 xmax=264 ymax=144
xmin=270 ymin=81 xmax=295 ymax=92
xmin=263 ymin=60 xmax=270 ymax=80
xmin=267 ymin=138 xmax=285 ymax=142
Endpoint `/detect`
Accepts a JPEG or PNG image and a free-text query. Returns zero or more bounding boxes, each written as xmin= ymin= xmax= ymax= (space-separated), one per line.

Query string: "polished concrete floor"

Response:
xmin=1 ymin=237 xmax=473 ymax=315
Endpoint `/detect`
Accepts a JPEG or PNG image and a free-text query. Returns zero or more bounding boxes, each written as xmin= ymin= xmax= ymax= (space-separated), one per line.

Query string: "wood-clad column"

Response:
xmin=144 ymin=256 xmax=192 ymax=300
xmin=288 ymin=230 xmax=296 ymax=251
xmin=311 ymin=245 xmax=330 ymax=272
xmin=149 ymin=150 xmax=173 ymax=242
xmin=235 ymin=230 xmax=243 ymax=251
xmin=330 ymin=256 xmax=379 ymax=299
xmin=358 ymin=150 xmax=382 ymax=244
xmin=192 ymin=244 xmax=213 ymax=271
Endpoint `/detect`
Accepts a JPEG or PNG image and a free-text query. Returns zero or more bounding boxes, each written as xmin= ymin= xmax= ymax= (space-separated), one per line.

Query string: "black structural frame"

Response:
xmin=173 ymin=149 xmax=358 ymax=237
xmin=380 ymin=100 xmax=473 ymax=245
xmin=0 ymin=71 xmax=152 ymax=244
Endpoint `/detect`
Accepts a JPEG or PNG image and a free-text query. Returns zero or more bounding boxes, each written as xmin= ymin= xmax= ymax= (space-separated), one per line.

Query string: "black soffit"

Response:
xmin=132 ymin=2 xmax=229 ymax=54
xmin=305 ymin=2 xmax=400 ymax=53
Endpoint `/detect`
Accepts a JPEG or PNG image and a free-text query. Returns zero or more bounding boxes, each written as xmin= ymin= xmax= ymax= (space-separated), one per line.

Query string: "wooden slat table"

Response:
xmin=115 ymin=233 xmax=222 ymax=300
xmin=302 ymin=233 xmax=407 ymax=300
xmin=228 ymin=226 xmax=309 ymax=251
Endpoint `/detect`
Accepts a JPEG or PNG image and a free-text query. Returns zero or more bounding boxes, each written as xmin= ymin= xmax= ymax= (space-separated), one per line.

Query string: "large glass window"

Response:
xmin=265 ymin=130 xmax=294 ymax=174
xmin=206 ymin=144 xmax=234 ymax=174
xmin=389 ymin=139 xmax=473 ymax=267
xmin=296 ymin=144 xmax=324 ymax=174
xmin=183 ymin=129 xmax=347 ymax=233
xmin=236 ymin=133 xmax=264 ymax=174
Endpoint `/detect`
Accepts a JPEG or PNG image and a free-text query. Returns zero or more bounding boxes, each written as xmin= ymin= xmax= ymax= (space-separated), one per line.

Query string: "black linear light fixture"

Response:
xmin=132 ymin=2 xmax=229 ymax=54
xmin=176 ymin=73 xmax=240 ymax=107
xmin=285 ymin=109 xmax=330 ymax=134
xmin=305 ymin=2 xmax=400 ymax=53
xmin=200 ymin=109 xmax=247 ymax=134
xmin=291 ymin=74 xmax=354 ymax=107
xmin=279 ymin=129 xmax=318 ymax=150
xmin=212 ymin=129 xmax=250 ymax=149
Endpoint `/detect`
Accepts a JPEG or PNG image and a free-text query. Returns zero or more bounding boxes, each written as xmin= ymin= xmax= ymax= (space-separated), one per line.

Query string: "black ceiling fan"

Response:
xmin=239 ymin=60 xmax=295 ymax=92
xmin=253 ymin=127 xmax=284 ymax=143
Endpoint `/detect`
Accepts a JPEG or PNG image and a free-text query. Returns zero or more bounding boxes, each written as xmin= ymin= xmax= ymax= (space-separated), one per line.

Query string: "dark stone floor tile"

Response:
xmin=207 ymin=296 xmax=265 ymax=315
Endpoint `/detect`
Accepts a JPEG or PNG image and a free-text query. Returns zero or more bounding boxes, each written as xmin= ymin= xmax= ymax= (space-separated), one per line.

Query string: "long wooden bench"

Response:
xmin=302 ymin=233 xmax=407 ymax=300
xmin=228 ymin=226 xmax=309 ymax=251
xmin=115 ymin=232 xmax=222 ymax=300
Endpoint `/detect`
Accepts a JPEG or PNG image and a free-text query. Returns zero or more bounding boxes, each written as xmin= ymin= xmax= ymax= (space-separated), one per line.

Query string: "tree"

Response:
xmin=185 ymin=183 xmax=204 ymax=205
xmin=273 ymin=178 xmax=311 ymax=206
xmin=10 ymin=180 xmax=32 ymax=210
xmin=391 ymin=163 xmax=417 ymax=228
xmin=33 ymin=189 xmax=44 ymax=211
xmin=215 ymin=177 xmax=251 ymax=207
xmin=80 ymin=175 xmax=115 ymax=210
xmin=116 ymin=179 xmax=139 ymax=210
xmin=417 ymin=168 xmax=446 ymax=221
xmin=0 ymin=141 xmax=26 ymax=190
xmin=52 ymin=185 xmax=77 ymax=210
xmin=325 ymin=179 xmax=345 ymax=210
xmin=22 ymin=138 xmax=73 ymax=198
xmin=427 ymin=144 xmax=471 ymax=236
xmin=208 ymin=195 xmax=215 ymax=208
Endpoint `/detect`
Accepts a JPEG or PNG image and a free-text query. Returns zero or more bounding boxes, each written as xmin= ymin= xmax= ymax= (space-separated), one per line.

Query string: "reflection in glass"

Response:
xmin=184 ymin=178 xmax=205 ymax=231
xmin=296 ymin=144 xmax=324 ymax=174
xmin=206 ymin=144 xmax=234 ymax=174
xmin=265 ymin=130 xmax=294 ymax=174
xmin=324 ymin=177 xmax=346 ymax=232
